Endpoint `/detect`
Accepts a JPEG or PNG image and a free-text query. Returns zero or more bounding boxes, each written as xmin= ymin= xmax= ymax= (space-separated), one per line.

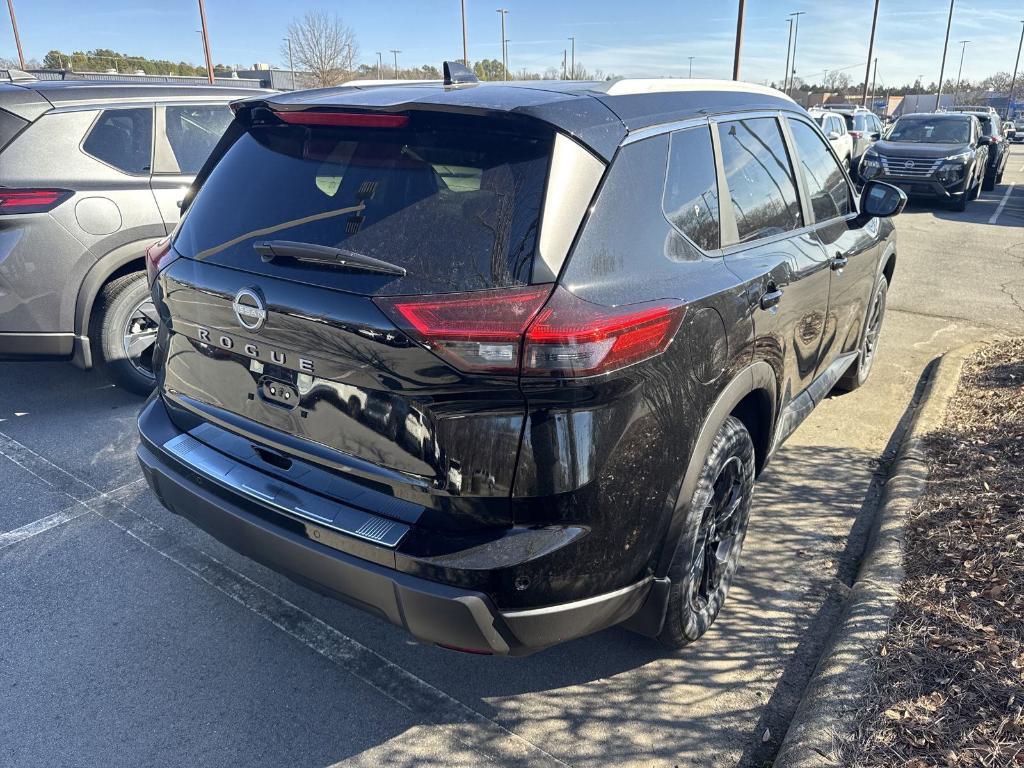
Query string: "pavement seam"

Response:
xmin=0 ymin=431 xmax=568 ymax=768
xmin=773 ymin=342 xmax=983 ymax=768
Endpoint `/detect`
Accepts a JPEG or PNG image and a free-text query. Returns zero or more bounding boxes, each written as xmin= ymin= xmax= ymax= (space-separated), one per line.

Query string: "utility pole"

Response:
xmin=562 ymin=49 xmax=567 ymax=79
xmin=870 ymin=57 xmax=878 ymax=111
xmin=197 ymin=0 xmax=215 ymax=84
xmin=789 ymin=12 xmax=806 ymax=90
xmin=953 ymin=40 xmax=969 ymax=105
xmin=936 ymin=0 xmax=955 ymax=111
xmin=1007 ymin=20 xmax=1024 ymax=119
xmin=568 ymin=36 xmax=575 ymax=79
xmin=688 ymin=56 xmax=694 ymax=78
xmin=783 ymin=16 xmax=794 ymax=92
xmin=862 ymin=0 xmax=880 ymax=106
xmin=497 ymin=9 xmax=509 ymax=80
xmin=283 ymin=38 xmax=296 ymax=90
xmin=732 ymin=0 xmax=746 ymax=80
xmin=391 ymin=49 xmax=401 ymax=79
xmin=460 ymin=0 xmax=468 ymax=67
xmin=5 ymin=0 xmax=24 ymax=70
xmin=376 ymin=51 xmax=383 ymax=80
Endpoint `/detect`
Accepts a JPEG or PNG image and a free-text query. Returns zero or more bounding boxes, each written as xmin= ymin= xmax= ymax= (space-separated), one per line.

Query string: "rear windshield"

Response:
xmin=173 ymin=112 xmax=553 ymax=295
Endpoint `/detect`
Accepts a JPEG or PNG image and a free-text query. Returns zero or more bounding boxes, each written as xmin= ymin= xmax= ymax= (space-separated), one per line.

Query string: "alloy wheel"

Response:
xmin=122 ymin=298 xmax=159 ymax=379
xmin=687 ymin=455 xmax=744 ymax=613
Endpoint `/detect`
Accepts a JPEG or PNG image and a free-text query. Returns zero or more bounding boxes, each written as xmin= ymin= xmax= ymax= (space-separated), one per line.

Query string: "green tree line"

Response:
xmin=41 ymin=48 xmax=232 ymax=76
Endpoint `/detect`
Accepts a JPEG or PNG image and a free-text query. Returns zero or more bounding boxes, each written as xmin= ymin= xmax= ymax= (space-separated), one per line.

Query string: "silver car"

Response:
xmin=0 ymin=75 xmax=265 ymax=393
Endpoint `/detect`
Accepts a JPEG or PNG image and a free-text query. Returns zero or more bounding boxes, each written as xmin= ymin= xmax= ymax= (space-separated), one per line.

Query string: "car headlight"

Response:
xmin=942 ymin=150 xmax=972 ymax=164
xmin=860 ymin=152 xmax=881 ymax=178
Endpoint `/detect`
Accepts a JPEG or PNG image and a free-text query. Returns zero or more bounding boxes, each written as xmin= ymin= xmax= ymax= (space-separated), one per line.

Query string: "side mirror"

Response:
xmin=827 ymin=130 xmax=841 ymax=140
xmin=860 ymin=180 xmax=907 ymax=219
xmin=977 ymin=135 xmax=993 ymax=145
xmin=869 ymin=132 xmax=881 ymax=140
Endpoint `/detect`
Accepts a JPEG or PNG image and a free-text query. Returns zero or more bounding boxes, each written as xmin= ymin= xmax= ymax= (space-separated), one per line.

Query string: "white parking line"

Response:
xmin=0 ymin=506 xmax=90 ymax=550
xmin=0 ymin=431 xmax=568 ymax=768
xmin=989 ymin=182 xmax=1016 ymax=225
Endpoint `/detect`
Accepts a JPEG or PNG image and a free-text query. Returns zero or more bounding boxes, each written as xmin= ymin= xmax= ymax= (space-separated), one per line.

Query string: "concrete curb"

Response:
xmin=773 ymin=342 xmax=985 ymax=768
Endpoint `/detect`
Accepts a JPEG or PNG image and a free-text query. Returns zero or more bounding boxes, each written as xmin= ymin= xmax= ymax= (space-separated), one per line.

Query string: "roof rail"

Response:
xmin=590 ymin=78 xmax=795 ymax=103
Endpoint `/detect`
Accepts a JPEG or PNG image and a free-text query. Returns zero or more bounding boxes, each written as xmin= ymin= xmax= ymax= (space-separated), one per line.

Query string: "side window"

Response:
xmin=662 ymin=125 xmax=721 ymax=251
xmin=82 ymin=108 xmax=153 ymax=174
xmin=718 ymin=116 xmax=803 ymax=243
xmin=789 ymin=119 xmax=851 ymax=222
xmin=163 ymin=105 xmax=233 ymax=174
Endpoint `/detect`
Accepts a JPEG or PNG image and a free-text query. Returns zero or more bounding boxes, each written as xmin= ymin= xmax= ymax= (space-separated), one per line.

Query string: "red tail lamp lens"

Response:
xmin=274 ymin=111 xmax=409 ymax=128
xmin=145 ymin=238 xmax=174 ymax=286
xmin=374 ymin=286 xmax=552 ymax=373
xmin=0 ymin=188 xmax=72 ymax=215
xmin=522 ymin=287 xmax=685 ymax=376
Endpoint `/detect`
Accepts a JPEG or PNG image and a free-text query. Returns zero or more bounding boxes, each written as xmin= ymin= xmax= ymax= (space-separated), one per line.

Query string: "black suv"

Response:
xmin=0 ymin=75 xmax=262 ymax=393
xmin=137 ymin=67 xmax=905 ymax=654
xmin=860 ymin=112 xmax=988 ymax=211
xmin=946 ymin=107 xmax=1010 ymax=189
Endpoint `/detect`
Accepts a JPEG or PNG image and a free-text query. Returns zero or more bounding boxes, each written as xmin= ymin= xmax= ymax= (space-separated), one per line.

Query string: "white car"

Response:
xmin=809 ymin=109 xmax=854 ymax=169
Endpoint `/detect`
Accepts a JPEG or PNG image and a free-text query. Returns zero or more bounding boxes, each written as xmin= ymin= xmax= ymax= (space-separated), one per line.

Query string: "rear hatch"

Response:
xmin=156 ymin=104 xmax=557 ymax=528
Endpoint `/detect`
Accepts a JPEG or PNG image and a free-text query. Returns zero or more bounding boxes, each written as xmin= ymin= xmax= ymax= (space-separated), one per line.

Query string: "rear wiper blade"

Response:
xmin=253 ymin=240 xmax=406 ymax=277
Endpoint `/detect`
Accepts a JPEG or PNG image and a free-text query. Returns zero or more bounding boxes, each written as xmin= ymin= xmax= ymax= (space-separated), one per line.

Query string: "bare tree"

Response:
xmin=822 ymin=69 xmax=851 ymax=95
xmin=282 ymin=10 xmax=358 ymax=88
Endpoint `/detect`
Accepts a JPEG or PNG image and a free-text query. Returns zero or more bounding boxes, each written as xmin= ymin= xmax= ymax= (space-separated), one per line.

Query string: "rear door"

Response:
xmin=718 ymin=113 xmax=831 ymax=400
xmin=151 ymin=103 xmax=234 ymax=231
xmin=156 ymin=108 xmax=557 ymax=517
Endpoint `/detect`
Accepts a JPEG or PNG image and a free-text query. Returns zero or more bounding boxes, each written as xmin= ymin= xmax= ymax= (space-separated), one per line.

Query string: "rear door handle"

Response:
xmin=760 ymin=288 xmax=784 ymax=310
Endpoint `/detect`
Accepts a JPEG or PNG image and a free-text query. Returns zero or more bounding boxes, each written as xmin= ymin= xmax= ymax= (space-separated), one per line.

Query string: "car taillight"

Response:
xmin=0 ymin=188 xmax=72 ymax=215
xmin=848 ymin=130 xmax=863 ymax=139
xmin=522 ymin=286 xmax=685 ymax=376
xmin=145 ymin=238 xmax=175 ymax=286
xmin=375 ymin=285 xmax=685 ymax=378
xmin=273 ymin=110 xmax=409 ymax=128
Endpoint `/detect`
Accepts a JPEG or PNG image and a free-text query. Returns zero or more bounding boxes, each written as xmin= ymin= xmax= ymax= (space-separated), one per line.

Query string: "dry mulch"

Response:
xmin=847 ymin=339 xmax=1024 ymax=768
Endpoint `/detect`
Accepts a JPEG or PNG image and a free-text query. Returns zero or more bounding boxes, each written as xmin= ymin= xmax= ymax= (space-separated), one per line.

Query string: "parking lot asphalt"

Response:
xmin=2 ymin=145 xmax=1023 ymax=768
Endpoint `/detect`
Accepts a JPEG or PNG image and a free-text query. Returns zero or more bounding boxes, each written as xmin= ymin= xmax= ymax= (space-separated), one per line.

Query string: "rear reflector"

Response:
xmin=375 ymin=285 xmax=685 ymax=378
xmin=0 ymin=188 xmax=72 ymax=215
xmin=274 ymin=111 xmax=410 ymax=129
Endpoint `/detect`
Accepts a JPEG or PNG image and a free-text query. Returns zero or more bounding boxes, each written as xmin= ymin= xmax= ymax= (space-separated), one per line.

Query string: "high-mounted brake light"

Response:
xmin=0 ymin=188 xmax=72 ymax=215
xmin=274 ymin=111 xmax=410 ymax=129
xmin=145 ymin=238 xmax=174 ymax=287
xmin=375 ymin=285 xmax=685 ymax=378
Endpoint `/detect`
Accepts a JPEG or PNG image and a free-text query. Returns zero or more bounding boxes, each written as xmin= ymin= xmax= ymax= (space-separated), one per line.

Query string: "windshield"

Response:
xmin=887 ymin=117 xmax=971 ymax=144
xmin=174 ymin=112 xmax=554 ymax=296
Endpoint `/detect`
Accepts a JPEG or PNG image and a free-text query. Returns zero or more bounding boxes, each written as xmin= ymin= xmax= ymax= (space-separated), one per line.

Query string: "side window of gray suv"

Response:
xmin=82 ymin=107 xmax=153 ymax=175
xmin=663 ymin=125 xmax=720 ymax=251
xmin=163 ymin=105 xmax=233 ymax=174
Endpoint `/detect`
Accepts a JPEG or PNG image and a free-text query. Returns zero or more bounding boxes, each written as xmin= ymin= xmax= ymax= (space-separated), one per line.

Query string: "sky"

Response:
xmin=7 ymin=0 xmax=1024 ymax=88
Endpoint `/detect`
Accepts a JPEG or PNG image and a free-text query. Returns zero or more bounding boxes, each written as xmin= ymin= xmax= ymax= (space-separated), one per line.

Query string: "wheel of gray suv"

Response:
xmin=91 ymin=271 xmax=158 ymax=396
xmin=836 ymin=276 xmax=888 ymax=392
xmin=658 ymin=416 xmax=755 ymax=650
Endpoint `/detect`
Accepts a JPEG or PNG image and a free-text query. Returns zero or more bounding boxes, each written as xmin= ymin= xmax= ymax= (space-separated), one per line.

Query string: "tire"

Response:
xmin=836 ymin=277 xmax=888 ymax=392
xmin=658 ymin=416 xmax=755 ymax=650
xmin=90 ymin=272 xmax=159 ymax=396
xmin=982 ymin=173 xmax=995 ymax=192
xmin=949 ymin=191 xmax=969 ymax=212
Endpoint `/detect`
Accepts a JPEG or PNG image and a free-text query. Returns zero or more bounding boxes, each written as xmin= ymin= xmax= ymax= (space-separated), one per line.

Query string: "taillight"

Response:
xmin=375 ymin=285 xmax=685 ymax=378
xmin=848 ymin=130 xmax=863 ymax=139
xmin=0 ymin=188 xmax=72 ymax=215
xmin=522 ymin=286 xmax=685 ymax=376
xmin=273 ymin=110 xmax=409 ymax=128
xmin=145 ymin=238 xmax=174 ymax=286
xmin=375 ymin=285 xmax=552 ymax=373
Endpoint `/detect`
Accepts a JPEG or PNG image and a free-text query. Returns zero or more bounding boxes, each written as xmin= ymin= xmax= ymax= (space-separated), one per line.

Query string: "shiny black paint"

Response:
xmin=144 ymin=87 xmax=899 ymax=629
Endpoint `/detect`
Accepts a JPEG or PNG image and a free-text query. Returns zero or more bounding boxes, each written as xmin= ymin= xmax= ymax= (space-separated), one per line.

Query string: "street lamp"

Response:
xmin=461 ymin=0 xmax=468 ymax=66
xmin=5 ymin=0 xmax=25 ymax=70
xmin=1007 ymin=21 xmax=1024 ymax=119
xmin=283 ymin=37 xmax=295 ymax=90
xmin=789 ymin=12 xmax=806 ymax=90
xmin=732 ymin=0 xmax=746 ymax=80
xmin=953 ymin=40 xmax=970 ymax=104
xmin=568 ymin=36 xmax=575 ymax=79
xmin=390 ymin=49 xmax=401 ymax=79
xmin=497 ymin=9 xmax=509 ymax=80
xmin=936 ymin=0 xmax=955 ymax=110
xmin=688 ymin=56 xmax=694 ymax=78
xmin=862 ymin=0 xmax=880 ymax=106
xmin=197 ymin=0 xmax=215 ymax=84
xmin=783 ymin=17 xmax=794 ymax=92
xmin=375 ymin=51 xmax=383 ymax=80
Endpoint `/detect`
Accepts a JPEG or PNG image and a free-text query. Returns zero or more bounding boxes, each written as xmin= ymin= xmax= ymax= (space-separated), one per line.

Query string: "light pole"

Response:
xmin=1007 ymin=21 xmax=1024 ymax=119
xmin=497 ymin=9 xmax=509 ymax=80
xmin=870 ymin=57 xmax=878 ymax=111
xmin=283 ymin=37 xmax=295 ymax=90
xmin=197 ymin=0 xmax=215 ymax=84
xmin=568 ymin=36 xmax=575 ymax=79
xmin=936 ymin=0 xmax=955 ymax=110
xmin=862 ymin=0 xmax=880 ymax=106
xmin=5 ymin=0 xmax=24 ymax=70
xmin=688 ymin=56 xmax=694 ymax=78
xmin=390 ymin=49 xmax=401 ymax=79
xmin=732 ymin=0 xmax=746 ymax=80
xmin=376 ymin=51 xmax=383 ymax=80
xmin=789 ymin=12 xmax=806 ymax=90
xmin=562 ymin=49 xmax=567 ymax=79
xmin=783 ymin=17 xmax=794 ymax=92
xmin=953 ymin=40 xmax=969 ymax=104
xmin=460 ymin=0 xmax=468 ymax=67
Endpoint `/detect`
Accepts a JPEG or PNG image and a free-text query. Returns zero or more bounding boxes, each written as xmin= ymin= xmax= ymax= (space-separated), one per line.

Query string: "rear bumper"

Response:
xmin=136 ymin=396 xmax=651 ymax=654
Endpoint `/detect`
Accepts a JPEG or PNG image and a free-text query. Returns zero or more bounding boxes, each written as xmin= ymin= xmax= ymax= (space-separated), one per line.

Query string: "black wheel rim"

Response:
xmin=123 ymin=298 xmax=158 ymax=379
xmin=688 ymin=456 xmax=744 ymax=613
xmin=861 ymin=288 xmax=885 ymax=376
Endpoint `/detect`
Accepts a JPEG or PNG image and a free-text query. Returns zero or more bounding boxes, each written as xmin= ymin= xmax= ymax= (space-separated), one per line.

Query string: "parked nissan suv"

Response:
xmin=0 ymin=74 xmax=264 ymax=393
xmin=137 ymin=65 xmax=905 ymax=654
xmin=860 ymin=112 xmax=987 ymax=211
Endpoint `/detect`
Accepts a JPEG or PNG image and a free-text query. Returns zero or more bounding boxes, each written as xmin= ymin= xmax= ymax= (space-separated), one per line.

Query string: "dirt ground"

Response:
xmin=846 ymin=339 xmax=1024 ymax=767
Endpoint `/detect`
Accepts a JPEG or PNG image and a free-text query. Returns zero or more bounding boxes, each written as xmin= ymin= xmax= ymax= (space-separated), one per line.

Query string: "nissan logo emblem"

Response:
xmin=904 ymin=161 xmax=915 ymax=169
xmin=232 ymin=288 xmax=267 ymax=331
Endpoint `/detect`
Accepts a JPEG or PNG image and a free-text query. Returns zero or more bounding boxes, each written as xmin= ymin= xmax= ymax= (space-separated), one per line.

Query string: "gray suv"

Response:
xmin=0 ymin=77 xmax=264 ymax=393
xmin=821 ymin=105 xmax=883 ymax=171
